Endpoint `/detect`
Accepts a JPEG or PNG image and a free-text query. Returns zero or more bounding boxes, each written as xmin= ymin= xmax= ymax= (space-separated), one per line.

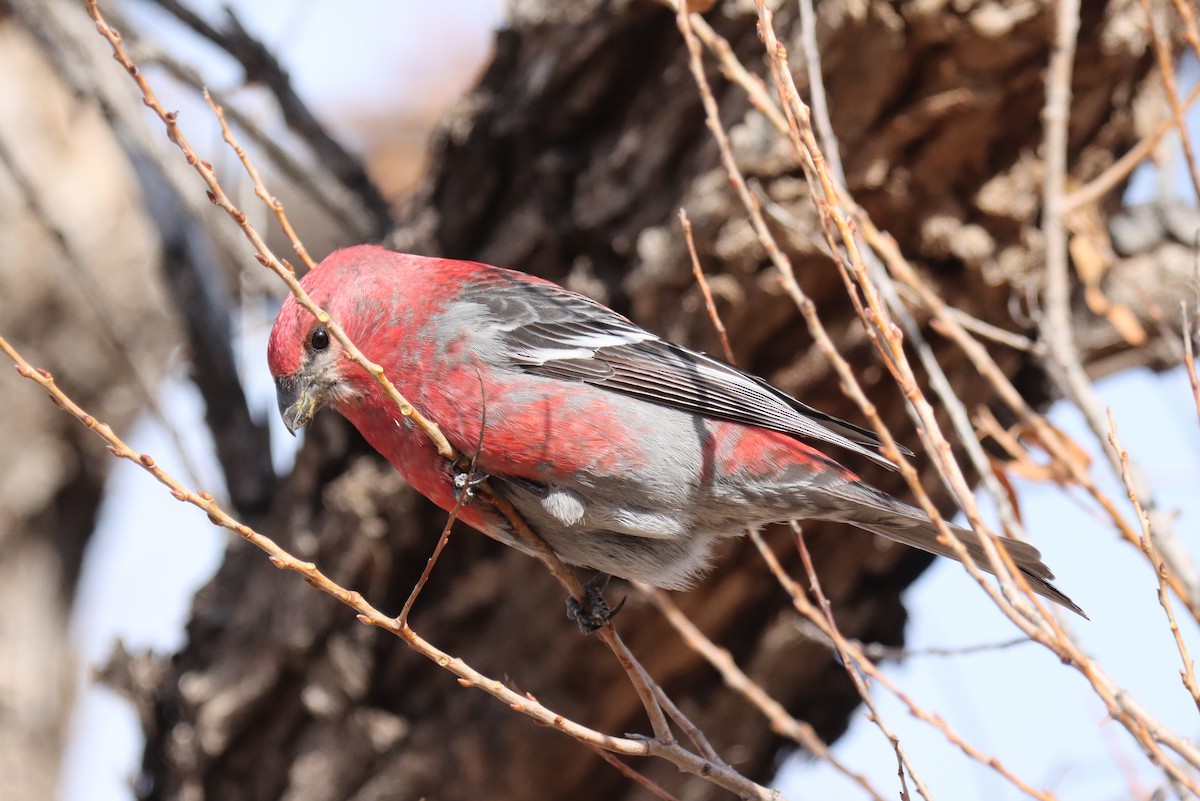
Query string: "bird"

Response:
xmin=267 ymin=245 xmax=1083 ymax=628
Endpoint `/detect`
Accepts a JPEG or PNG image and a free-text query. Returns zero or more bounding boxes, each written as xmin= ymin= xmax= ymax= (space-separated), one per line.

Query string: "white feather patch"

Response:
xmin=540 ymin=487 xmax=587 ymax=526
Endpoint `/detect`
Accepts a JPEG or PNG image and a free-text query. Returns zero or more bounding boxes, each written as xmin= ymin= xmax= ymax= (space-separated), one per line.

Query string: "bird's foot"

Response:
xmin=451 ymin=462 xmax=490 ymax=505
xmin=565 ymin=573 xmax=625 ymax=634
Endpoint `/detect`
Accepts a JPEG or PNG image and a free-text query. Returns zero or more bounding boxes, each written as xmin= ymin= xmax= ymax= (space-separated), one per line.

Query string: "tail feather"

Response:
xmin=823 ymin=483 xmax=1087 ymax=618
xmin=855 ymin=520 xmax=1086 ymax=618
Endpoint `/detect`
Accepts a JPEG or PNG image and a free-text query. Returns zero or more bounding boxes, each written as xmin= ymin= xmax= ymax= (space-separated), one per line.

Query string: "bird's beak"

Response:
xmin=275 ymin=373 xmax=320 ymax=435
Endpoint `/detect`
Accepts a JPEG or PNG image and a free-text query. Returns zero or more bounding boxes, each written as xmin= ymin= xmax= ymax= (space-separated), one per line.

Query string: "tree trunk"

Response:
xmin=0 ymin=14 xmax=174 ymax=800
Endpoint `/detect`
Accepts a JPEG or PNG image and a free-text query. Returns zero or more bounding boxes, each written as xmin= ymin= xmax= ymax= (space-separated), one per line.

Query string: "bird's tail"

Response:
xmin=822 ymin=483 xmax=1086 ymax=617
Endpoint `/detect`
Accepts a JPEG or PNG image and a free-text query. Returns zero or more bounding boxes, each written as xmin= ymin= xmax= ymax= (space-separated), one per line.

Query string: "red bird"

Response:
xmin=268 ymin=245 xmax=1082 ymax=626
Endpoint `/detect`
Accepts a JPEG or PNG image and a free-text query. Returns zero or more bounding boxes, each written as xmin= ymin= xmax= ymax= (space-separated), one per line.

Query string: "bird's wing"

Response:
xmin=465 ymin=272 xmax=909 ymax=470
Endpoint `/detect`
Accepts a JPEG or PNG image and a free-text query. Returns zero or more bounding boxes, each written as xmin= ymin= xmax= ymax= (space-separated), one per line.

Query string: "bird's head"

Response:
xmin=266 ymin=245 xmax=396 ymax=434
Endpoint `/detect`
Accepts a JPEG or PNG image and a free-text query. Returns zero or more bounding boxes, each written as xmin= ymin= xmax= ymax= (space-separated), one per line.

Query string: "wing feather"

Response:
xmin=464 ymin=273 xmax=909 ymax=468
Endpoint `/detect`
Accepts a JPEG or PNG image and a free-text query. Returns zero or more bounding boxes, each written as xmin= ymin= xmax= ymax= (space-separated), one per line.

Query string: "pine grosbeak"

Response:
xmin=268 ymin=245 xmax=1082 ymax=623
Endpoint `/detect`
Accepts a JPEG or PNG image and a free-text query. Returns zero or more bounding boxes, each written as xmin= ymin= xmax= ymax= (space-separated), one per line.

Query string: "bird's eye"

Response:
xmin=310 ymin=326 xmax=330 ymax=351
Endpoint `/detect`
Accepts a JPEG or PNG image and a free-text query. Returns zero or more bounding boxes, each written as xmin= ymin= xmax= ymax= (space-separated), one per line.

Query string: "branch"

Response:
xmin=76 ymin=3 xmax=777 ymax=795
xmin=0 ymin=334 xmax=778 ymax=801
xmin=1039 ymin=0 xmax=1200 ymax=613
xmin=0 ymin=128 xmax=206 ymax=492
xmin=639 ymin=584 xmax=888 ymax=801
xmin=143 ymin=0 xmax=393 ymax=234
xmin=680 ymin=0 xmax=1200 ymax=789
xmin=126 ymin=146 xmax=277 ymax=515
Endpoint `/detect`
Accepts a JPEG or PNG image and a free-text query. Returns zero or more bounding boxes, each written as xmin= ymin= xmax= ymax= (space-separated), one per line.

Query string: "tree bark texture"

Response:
xmin=0 ymin=15 xmax=174 ymax=801
xmin=5 ymin=0 xmax=1193 ymax=800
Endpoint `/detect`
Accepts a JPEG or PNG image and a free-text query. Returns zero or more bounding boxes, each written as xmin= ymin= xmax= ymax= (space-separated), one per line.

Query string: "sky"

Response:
xmin=58 ymin=3 xmax=1200 ymax=800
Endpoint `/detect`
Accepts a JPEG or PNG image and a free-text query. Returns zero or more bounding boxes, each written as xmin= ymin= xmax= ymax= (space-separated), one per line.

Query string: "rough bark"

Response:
xmin=3 ymin=0 xmax=1191 ymax=799
xmin=0 ymin=17 xmax=173 ymax=800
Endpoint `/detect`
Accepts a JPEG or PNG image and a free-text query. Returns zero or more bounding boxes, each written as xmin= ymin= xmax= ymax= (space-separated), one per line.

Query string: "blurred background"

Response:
xmin=1 ymin=1 xmax=1198 ymax=800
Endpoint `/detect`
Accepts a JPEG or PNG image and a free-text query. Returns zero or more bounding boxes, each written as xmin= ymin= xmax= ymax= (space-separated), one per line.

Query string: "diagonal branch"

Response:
xmin=1040 ymin=0 xmax=1200 ymax=612
xmin=0 ymin=332 xmax=779 ymax=801
xmin=144 ymin=0 xmax=393 ymax=234
xmin=79 ymin=0 xmax=750 ymax=787
xmin=127 ymin=147 xmax=278 ymax=515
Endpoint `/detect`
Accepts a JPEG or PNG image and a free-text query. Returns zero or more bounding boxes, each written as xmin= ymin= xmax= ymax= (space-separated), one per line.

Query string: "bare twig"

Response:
xmin=205 ymin=90 xmax=317 ymax=271
xmin=1108 ymin=412 xmax=1200 ymax=711
xmin=753 ymin=527 xmax=1068 ymax=801
xmin=1066 ymin=81 xmax=1200 ymax=211
xmin=397 ymin=487 xmax=464 ymax=627
xmin=586 ymin=745 xmax=684 ymax=801
xmin=0 ymin=132 xmax=206 ymax=491
xmin=795 ymin=0 xmax=842 ymax=185
xmin=789 ymin=526 xmax=927 ymax=801
xmin=650 ymin=683 xmax=721 ymax=764
xmin=689 ymin=15 xmax=789 ymax=135
xmin=143 ymin=0 xmax=392 ymax=233
xmin=856 ymin=637 xmax=1032 ymax=662
xmin=1040 ymin=0 xmax=1200 ymax=614
xmin=0 ymin=334 xmax=778 ymax=801
xmin=678 ymin=209 xmax=735 ymax=363
xmin=142 ymin=44 xmax=374 ymax=240
xmin=1140 ymin=0 xmax=1200 ymax=204
xmin=639 ymin=584 xmax=888 ymax=801
xmin=1184 ymin=303 xmax=1200 ymax=426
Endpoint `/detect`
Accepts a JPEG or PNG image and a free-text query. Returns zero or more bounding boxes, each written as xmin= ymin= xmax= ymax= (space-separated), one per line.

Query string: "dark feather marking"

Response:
xmin=464 ymin=275 xmax=911 ymax=469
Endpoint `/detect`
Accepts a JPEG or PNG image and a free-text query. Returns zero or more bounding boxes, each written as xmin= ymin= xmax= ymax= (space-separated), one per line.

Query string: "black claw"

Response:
xmin=451 ymin=462 xmax=489 ymax=504
xmin=565 ymin=574 xmax=624 ymax=634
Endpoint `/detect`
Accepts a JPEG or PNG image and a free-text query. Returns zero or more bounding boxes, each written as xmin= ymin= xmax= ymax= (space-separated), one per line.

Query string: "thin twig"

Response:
xmin=143 ymin=0 xmax=392 ymax=233
xmin=1108 ymin=412 xmax=1200 ymax=711
xmin=0 ymin=132 xmax=206 ymax=491
xmin=855 ymin=637 xmax=1032 ymax=662
xmin=1066 ymin=81 xmax=1200 ymax=211
xmin=796 ymin=0 xmax=842 ymax=184
xmin=586 ymin=745 xmax=684 ymax=801
xmin=650 ymin=683 xmax=720 ymax=764
xmin=689 ymin=14 xmax=789 ymax=135
xmin=639 ymin=584 xmax=888 ymax=801
xmin=893 ymin=285 xmax=1045 ymax=354
xmin=1040 ymin=0 xmax=1200 ymax=615
xmin=142 ymin=44 xmax=373 ymax=240
xmin=1184 ymin=303 xmax=1200 ymax=426
xmin=751 ymin=529 xmax=1058 ymax=801
xmin=399 ymin=376 xmax=490 ymax=623
xmin=0 ymin=333 xmax=778 ymax=801
xmin=397 ymin=485 xmax=465 ymax=627
xmin=678 ymin=209 xmax=735 ymax=363
xmin=206 ymin=90 xmax=317 ymax=272
xmin=789 ymin=526 xmax=926 ymax=801
xmin=1139 ymin=0 xmax=1200 ymax=204
xmin=1169 ymin=0 xmax=1200 ymax=67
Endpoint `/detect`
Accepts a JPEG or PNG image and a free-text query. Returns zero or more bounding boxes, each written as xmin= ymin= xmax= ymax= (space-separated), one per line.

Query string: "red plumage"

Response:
xmin=268 ymin=245 xmax=1082 ymax=618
